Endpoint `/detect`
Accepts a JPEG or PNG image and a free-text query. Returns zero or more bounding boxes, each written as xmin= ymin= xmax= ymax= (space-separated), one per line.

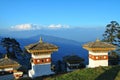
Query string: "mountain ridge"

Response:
xmin=1 ymin=27 xmax=104 ymax=42
xmin=0 ymin=35 xmax=88 ymax=64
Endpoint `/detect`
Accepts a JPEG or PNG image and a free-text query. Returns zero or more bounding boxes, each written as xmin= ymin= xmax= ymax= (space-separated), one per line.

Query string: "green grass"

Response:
xmin=45 ymin=65 xmax=120 ymax=80
xmin=18 ymin=65 xmax=120 ymax=80
xmin=115 ymin=70 xmax=120 ymax=80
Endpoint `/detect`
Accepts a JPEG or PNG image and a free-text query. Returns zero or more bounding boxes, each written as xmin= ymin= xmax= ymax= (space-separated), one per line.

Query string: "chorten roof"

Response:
xmin=83 ymin=39 xmax=116 ymax=51
xmin=63 ymin=55 xmax=84 ymax=64
xmin=25 ymin=37 xmax=58 ymax=53
xmin=0 ymin=55 xmax=20 ymax=69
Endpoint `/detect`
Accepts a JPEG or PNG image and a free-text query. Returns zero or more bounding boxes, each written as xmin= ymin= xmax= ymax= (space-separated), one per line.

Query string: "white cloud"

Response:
xmin=11 ymin=24 xmax=42 ymax=31
xmin=48 ymin=24 xmax=70 ymax=29
xmin=11 ymin=24 xmax=70 ymax=31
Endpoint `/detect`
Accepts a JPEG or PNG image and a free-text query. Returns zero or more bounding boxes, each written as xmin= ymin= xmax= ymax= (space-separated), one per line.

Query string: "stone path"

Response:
xmin=0 ymin=74 xmax=14 ymax=80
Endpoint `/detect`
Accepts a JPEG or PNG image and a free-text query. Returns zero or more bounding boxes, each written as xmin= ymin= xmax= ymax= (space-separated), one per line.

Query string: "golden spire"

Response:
xmin=96 ymin=38 xmax=100 ymax=42
xmin=39 ymin=37 xmax=43 ymax=43
xmin=5 ymin=54 xmax=8 ymax=59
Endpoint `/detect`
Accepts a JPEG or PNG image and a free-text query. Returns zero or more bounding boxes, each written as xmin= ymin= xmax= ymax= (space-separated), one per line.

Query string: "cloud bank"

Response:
xmin=11 ymin=24 xmax=42 ymax=31
xmin=11 ymin=24 xmax=70 ymax=31
xmin=48 ymin=24 xmax=70 ymax=29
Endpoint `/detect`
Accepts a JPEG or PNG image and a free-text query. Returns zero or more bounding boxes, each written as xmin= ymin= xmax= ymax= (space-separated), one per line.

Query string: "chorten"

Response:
xmin=25 ymin=37 xmax=58 ymax=78
xmin=0 ymin=55 xmax=20 ymax=72
xmin=83 ymin=39 xmax=116 ymax=68
xmin=63 ymin=55 xmax=84 ymax=71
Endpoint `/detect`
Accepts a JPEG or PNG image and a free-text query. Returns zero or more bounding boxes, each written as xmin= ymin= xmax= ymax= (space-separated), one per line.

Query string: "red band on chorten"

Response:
xmin=32 ymin=58 xmax=51 ymax=64
xmin=89 ymin=54 xmax=108 ymax=60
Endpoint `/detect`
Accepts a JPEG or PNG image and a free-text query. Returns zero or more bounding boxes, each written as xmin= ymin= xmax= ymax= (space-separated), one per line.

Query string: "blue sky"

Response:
xmin=0 ymin=0 xmax=120 ymax=28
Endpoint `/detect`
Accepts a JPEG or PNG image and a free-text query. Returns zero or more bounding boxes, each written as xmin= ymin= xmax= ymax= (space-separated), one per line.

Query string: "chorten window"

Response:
xmin=96 ymin=56 xmax=99 ymax=59
xmin=104 ymin=56 xmax=106 ymax=59
xmin=46 ymin=58 xmax=49 ymax=62
xmin=37 ymin=60 xmax=40 ymax=62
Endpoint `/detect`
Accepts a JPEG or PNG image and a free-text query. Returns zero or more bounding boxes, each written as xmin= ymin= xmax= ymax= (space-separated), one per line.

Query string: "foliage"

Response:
xmin=0 ymin=37 xmax=22 ymax=58
xmin=115 ymin=70 xmax=120 ymax=80
xmin=103 ymin=21 xmax=120 ymax=46
xmin=103 ymin=21 xmax=120 ymax=65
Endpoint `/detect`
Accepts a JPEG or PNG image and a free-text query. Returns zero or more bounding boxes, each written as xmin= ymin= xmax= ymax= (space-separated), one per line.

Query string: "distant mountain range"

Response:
xmin=0 ymin=35 xmax=88 ymax=64
xmin=1 ymin=27 xmax=105 ymax=42
xmin=0 ymin=26 xmax=106 ymax=64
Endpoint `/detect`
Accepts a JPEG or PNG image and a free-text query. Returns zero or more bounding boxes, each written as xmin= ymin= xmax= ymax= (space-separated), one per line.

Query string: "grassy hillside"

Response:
xmin=44 ymin=65 xmax=120 ymax=80
xmin=19 ymin=65 xmax=120 ymax=80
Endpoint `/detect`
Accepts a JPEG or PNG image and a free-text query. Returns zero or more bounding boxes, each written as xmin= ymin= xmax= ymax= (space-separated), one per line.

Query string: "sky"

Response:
xmin=0 ymin=0 xmax=120 ymax=29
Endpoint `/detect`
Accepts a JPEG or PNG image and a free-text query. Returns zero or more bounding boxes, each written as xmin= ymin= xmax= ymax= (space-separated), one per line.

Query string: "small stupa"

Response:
xmin=25 ymin=37 xmax=58 ymax=78
xmin=0 ymin=55 xmax=22 ymax=79
xmin=83 ymin=39 xmax=116 ymax=68
xmin=0 ymin=55 xmax=20 ymax=72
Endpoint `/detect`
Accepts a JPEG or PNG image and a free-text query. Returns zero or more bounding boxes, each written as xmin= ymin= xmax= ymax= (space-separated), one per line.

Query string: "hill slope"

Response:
xmin=45 ymin=66 xmax=120 ymax=80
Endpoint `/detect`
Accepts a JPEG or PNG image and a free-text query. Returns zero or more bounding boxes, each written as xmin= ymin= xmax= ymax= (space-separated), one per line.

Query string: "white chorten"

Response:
xmin=83 ymin=39 xmax=116 ymax=68
xmin=25 ymin=37 xmax=58 ymax=78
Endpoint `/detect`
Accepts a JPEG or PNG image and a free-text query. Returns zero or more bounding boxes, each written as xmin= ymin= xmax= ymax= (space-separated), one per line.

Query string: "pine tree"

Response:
xmin=0 ymin=37 xmax=22 ymax=58
xmin=103 ymin=21 xmax=120 ymax=45
xmin=103 ymin=21 xmax=120 ymax=65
